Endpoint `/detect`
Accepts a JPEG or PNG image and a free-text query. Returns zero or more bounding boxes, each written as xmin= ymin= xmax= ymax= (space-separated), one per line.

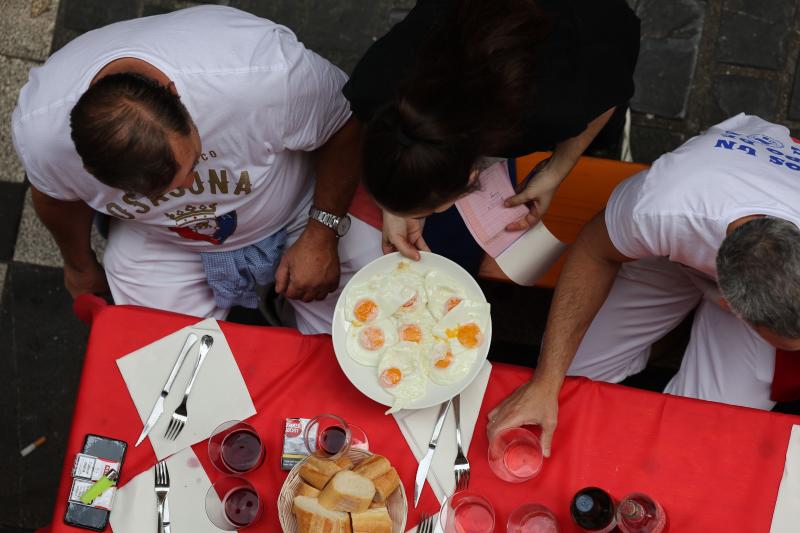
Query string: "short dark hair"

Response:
xmin=70 ymin=72 xmax=193 ymax=195
xmin=717 ymin=216 xmax=800 ymax=339
xmin=362 ymin=0 xmax=550 ymax=213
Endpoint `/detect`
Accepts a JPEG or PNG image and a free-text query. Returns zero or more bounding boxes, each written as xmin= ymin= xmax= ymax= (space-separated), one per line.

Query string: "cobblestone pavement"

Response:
xmin=2 ymin=0 xmax=800 ymax=529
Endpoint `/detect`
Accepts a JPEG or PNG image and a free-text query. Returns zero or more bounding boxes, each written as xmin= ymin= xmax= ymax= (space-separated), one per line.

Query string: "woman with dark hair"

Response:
xmin=344 ymin=0 xmax=640 ymax=270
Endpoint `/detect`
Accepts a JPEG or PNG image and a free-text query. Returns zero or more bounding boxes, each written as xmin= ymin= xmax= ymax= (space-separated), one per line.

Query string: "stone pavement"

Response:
xmin=2 ymin=0 xmax=800 ymax=530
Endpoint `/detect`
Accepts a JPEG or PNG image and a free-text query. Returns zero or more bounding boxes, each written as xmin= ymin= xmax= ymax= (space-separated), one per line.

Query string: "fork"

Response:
xmin=154 ymin=460 xmax=170 ymax=533
xmin=418 ymin=512 xmax=435 ymax=533
xmin=164 ymin=335 xmax=214 ymax=440
xmin=453 ymin=394 xmax=470 ymax=491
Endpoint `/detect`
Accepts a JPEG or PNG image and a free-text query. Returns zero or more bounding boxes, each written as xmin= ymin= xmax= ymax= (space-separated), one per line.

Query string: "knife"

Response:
xmin=163 ymin=494 xmax=171 ymax=533
xmin=135 ymin=332 xmax=199 ymax=446
xmin=414 ymin=399 xmax=451 ymax=507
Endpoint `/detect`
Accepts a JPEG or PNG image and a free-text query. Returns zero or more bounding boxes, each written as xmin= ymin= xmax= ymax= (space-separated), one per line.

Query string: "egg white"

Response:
xmin=424 ymin=271 xmax=468 ymax=320
xmin=423 ymin=339 xmax=479 ymax=385
xmin=432 ymin=300 xmax=491 ymax=354
xmin=378 ymin=342 xmax=427 ymax=414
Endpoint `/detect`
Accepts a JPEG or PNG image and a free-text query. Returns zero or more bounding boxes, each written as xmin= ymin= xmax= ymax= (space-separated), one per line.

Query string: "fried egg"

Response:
xmin=347 ymin=319 xmax=399 ymax=366
xmin=424 ymin=339 xmax=478 ymax=385
xmin=378 ymin=342 xmax=427 ymax=413
xmin=390 ymin=262 xmax=428 ymax=314
xmin=432 ymin=300 xmax=491 ymax=354
xmin=424 ymin=271 xmax=468 ymax=320
xmin=345 ymin=277 xmax=412 ymax=324
xmin=395 ymin=308 xmax=436 ymax=345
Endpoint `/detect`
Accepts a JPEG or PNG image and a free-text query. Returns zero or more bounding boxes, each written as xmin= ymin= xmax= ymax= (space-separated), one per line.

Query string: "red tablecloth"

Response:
xmin=46 ymin=305 xmax=798 ymax=532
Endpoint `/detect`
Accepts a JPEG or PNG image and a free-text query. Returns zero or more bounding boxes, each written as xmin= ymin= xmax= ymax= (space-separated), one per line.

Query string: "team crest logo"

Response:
xmin=165 ymin=203 xmax=237 ymax=245
xmin=744 ymin=134 xmax=784 ymax=149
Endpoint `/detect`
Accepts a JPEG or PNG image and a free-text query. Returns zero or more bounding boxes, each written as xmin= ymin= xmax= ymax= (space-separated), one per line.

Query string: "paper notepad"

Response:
xmin=456 ymin=162 xmax=567 ymax=285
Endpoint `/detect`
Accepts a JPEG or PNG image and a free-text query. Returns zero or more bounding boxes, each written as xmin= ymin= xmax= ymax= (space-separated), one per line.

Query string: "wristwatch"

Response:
xmin=308 ymin=206 xmax=351 ymax=238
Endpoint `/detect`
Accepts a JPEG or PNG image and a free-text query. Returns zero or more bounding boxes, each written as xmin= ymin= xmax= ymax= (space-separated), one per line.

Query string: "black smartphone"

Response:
xmin=63 ymin=434 xmax=127 ymax=531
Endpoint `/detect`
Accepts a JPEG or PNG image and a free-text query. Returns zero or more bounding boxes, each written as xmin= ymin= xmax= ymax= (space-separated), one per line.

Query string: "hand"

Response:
xmin=64 ymin=256 xmax=109 ymax=299
xmin=275 ymin=223 xmax=340 ymax=302
xmin=486 ymin=379 xmax=560 ymax=457
xmin=382 ymin=211 xmax=430 ymax=260
xmin=504 ymin=158 xmax=563 ymax=231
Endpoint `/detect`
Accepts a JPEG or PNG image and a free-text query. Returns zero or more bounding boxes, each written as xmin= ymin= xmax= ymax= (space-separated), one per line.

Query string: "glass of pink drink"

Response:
xmin=439 ymin=491 xmax=495 ymax=533
xmin=208 ymin=420 xmax=265 ymax=474
xmin=487 ymin=427 xmax=544 ymax=482
xmin=205 ymin=476 xmax=262 ymax=530
xmin=508 ymin=503 xmax=560 ymax=533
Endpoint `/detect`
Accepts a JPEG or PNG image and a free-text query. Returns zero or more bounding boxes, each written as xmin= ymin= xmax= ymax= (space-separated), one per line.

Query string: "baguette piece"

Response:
xmin=372 ymin=467 xmax=401 ymax=503
xmin=293 ymin=495 xmax=350 ymax=533
xmin=334 ymin=455 xmax=354 ymax=470
xmin=298 ymin=481 xmax=321 ymax=498
xmin=318 ymin=470 xmax=376 ymax=513
xmin=352 ymin=455 xmax=391 ymax=480
xmin=300 ymin=456 xmax=344 ymax=490
xmin=351 ymin=507 xmax=393 ymax=533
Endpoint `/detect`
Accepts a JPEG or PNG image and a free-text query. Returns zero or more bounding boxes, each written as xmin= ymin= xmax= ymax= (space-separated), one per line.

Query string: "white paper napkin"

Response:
xmin=110 ymin=448 xmax=229 ymax=533
xmin=770 ymin=424 xmax=800 ymax=532
xmin=394 ymin=361 xmax=492 ymax=507
xmin=117 ymin=318 xmax=256 ymax=460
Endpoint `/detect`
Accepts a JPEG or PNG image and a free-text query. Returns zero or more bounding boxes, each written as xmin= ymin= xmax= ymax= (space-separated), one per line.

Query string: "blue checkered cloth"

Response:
xmin=200 ymin=229 xmax=288 ymax=309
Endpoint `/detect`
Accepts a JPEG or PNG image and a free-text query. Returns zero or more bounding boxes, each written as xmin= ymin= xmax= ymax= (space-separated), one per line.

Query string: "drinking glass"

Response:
xmin=438 ymin=491 xmax=495 ymax=533
xmin=205 ymin=476 xmax=262 ymax=530
xmin=208 ymin=420 xmax=265 ymax=474
xmin=303 ymin=413 xmax=369 ymax=460
xmin=508 ymin=503 xmax=560 ymax=533
xmin=487 ymin=427 xmax=543 ymax=482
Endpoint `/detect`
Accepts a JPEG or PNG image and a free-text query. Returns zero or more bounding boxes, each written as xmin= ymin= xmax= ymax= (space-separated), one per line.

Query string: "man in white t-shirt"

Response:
xmin=11 ymin=6 xmax=382 ymax=333
xmin=487 ymin=114 xmax=800 ymax=455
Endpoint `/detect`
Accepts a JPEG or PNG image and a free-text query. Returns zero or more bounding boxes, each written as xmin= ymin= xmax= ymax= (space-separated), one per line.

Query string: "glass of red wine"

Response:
xmin=487 ymin=426 xmax=544 ymax=483
xmin=303 ymin=413 xmax=369 ymax=460
xmin=205 ymin=476 xmax=262 ymax=530
xmin=208 ymin=420 xmax=265 ymax=474
xmin=439 ymin=491 xmax=495 ymax=533
xmin=508 ymin=503 xmax=560 ymax=533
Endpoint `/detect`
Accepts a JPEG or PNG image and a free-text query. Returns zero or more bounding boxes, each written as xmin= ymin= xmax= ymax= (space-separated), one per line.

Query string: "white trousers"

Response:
xmin=568 ymin=257 xmax=776 ymax=410
xmin=103 ymin=215 xmax=382 ymax=334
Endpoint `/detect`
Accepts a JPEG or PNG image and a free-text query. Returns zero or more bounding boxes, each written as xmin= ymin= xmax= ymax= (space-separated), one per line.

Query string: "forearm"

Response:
xmin=545 ymin=107 xmax=617 ymax=181
xmin=30 ymin=186 xmax=96 ymax=269
xmin=311 ymin=116 xmax=362 ymax=218
xmin=534 ymin=212 xmax=626 ymax=389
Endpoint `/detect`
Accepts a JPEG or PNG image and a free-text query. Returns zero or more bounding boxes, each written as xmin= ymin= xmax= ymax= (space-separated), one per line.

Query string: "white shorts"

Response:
xmin=568 ymin=257 xmax=776 ymax=410
xmin=103 ymin=212 xmax=382 ymax=335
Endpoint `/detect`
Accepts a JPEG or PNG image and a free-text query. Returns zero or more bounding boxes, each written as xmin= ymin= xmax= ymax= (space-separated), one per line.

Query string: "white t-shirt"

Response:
xmin=11 ymin=5 xmax=351 ymax=251
xmin=606 ymin=113 xmax=800 ymax=280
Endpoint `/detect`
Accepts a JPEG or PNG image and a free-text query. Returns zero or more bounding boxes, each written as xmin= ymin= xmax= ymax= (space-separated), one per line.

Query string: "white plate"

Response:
xmin=332 ymin=251 xmax=491 ymax=411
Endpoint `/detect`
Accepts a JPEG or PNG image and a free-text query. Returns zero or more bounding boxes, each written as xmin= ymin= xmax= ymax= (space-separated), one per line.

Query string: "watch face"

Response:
xmin=337 ymin=215 xmax=352 ymax=237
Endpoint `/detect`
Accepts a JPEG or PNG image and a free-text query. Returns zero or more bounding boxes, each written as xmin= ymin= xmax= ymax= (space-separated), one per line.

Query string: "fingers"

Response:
xmin=390 ymin=235 xmax=421 ymax=260
xmin=505 ymin=211 xmax=540 ymax=232
xmin=414 ymin=235 xmax=431 ymax=253
xmin=274 ymin=260 xmax=289 ymax=294
xmin=539 ymin=419 xmax=556 ymax=458
xmin=504 ymin=191 xmax=531 ymax=208
xmin=382 ymin=240 xmax=396 ymax=255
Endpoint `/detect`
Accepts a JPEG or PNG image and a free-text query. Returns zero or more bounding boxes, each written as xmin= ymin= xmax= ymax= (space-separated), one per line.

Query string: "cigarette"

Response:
xmin=20 ymin=436 xmax=47 ymax=457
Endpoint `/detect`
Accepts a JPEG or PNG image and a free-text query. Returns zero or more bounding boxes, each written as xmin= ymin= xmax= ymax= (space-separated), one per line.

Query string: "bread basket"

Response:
xmin=278 ymin=448 xmax=408 ymax=532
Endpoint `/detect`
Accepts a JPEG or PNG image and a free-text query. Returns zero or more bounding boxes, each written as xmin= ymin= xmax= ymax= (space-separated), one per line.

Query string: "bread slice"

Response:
xmin=369 ymin=500 xmax=386 ymax=509
xmin=353 ymin=455 xmax=391 ymax=480
xmin=297 ymin=481 xmax=321 ymax=498
xmin=318 ymin=470 xmax=376 ymax=513
xmin=334 ymin=455 xmax=354 ymax=470
xmin=351 ymin=507 xmax=393 ymax=533
xmin=372 ymin=467 xmax=401 ymax=503
xmin=293 ymin=495 xmax=350 ymax=533
xmin=299 ymin=456 xmax=344 ymax=490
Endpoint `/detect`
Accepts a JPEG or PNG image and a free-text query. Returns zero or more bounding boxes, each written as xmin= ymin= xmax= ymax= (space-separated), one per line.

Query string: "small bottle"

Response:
xmin=617 ymin=493 xmax=668 ymax=533
xmin=570 ymin=487 xmax=617 ymax=533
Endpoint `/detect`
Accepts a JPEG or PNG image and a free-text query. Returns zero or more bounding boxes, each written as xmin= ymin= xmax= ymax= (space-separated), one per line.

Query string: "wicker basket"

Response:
xmin=278 ymin=448 xmax=408 ymax=532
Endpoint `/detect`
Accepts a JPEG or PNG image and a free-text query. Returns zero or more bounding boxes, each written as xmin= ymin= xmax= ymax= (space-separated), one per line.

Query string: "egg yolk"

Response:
xmin=457 ymin=323 xmax=482 ymax=348
xmin=354 ymin=299 xmax=379 ymax=323
xmin=444 ymin=297 xmax=462 ymax=314
xmin=358 ymin=326 xmax=386 ymax=351
xmin=435 ymin=350 xmax=453 ymax=369
xmin=400 ymin=324 xmax=423 ymax=343
xmin=380 ymin=367 xmax=403 ymax=387
xmin=401 ymin=292 xmax=418 ymax=310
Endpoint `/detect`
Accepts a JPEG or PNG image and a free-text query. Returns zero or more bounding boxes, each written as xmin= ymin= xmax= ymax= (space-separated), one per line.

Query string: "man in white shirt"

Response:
xmin=12 ymin=6 xmax=381 ymax=333
xmin=487 ymin=114 xmax=800 ymax=456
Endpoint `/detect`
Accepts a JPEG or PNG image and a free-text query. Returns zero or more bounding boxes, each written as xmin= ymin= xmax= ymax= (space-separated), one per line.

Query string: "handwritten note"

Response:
xmin=455 ymin=163 xmax=528 ymax=257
